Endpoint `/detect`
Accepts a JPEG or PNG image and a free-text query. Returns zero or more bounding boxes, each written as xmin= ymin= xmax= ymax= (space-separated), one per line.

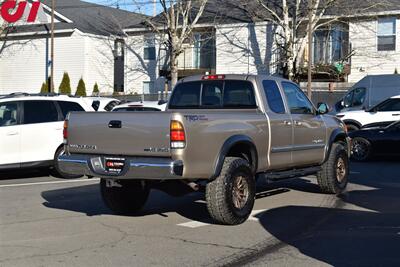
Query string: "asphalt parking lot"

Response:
xmin=1 ymin=160 xmax=400 ymax=267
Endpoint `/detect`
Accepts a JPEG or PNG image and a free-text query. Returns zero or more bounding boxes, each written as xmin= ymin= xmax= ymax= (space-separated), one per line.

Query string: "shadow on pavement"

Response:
xmin=41 ymin=180 xmax=306 ymax=223
xmin=0 ymin=168 xmax=52 ymax=180
xmin=252 ymin=161 xmax=400 ymax=266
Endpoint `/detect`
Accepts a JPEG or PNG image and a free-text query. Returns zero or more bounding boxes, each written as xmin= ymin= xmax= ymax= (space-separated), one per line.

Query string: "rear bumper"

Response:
xmin=58 ymin=154 xmax=183 ymax=180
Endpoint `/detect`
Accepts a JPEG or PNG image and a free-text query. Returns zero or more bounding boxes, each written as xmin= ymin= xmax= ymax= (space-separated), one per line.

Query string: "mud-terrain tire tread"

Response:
xmin=317 ymin=142 xmax=348 ymax=195
xmin=100 ymin=179 xmax=149 ymax=215
xmin=206 ymin=157 xmax=255 ymax=225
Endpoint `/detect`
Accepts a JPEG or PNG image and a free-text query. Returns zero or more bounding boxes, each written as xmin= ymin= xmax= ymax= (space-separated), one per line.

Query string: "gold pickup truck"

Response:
xmin=58 ymin=74 xmax=350 ymax=225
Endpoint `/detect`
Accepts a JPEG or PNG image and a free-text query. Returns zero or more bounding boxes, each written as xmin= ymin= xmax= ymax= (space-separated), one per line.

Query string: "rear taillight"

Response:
xmin=63 ymin=120 xmax=68 ymax=143
xmin=170 ymin=120 xmax=185 ymax=149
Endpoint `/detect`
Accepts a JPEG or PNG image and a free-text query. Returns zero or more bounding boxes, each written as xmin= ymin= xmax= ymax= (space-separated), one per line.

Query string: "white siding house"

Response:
xmin=0 ymin=0 xmax=145 ymax=95
xmin=349 ymin=17 xmax=400 ymax=83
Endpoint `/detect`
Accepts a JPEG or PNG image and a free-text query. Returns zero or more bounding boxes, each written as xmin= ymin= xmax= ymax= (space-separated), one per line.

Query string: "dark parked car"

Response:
xmin=350 ymin=120 xmax=400 ymax=161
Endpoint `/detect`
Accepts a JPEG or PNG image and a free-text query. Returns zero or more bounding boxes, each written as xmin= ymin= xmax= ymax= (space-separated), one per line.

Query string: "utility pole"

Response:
xmin=153 ymin=0 xmax=157 ymax=17
xmin=307 ymin=0 xmax=313 ymax=99
xmin=50 ymin=0 xmax=55 ymax=93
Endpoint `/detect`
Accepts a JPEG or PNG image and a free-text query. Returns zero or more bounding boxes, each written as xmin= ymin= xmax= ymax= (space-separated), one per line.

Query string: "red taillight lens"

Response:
xmin=170 ymin=120 xmax=185 ymax=148
xmin=202 ymin=75 xmax=225 ymax=80
xmin=63 ymin=120 xmax=68 ymax=141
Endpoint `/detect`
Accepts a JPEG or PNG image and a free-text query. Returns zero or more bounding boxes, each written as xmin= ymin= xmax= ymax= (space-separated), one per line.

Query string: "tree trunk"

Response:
xmin=170 ymin=51 xmax=178 ymax=90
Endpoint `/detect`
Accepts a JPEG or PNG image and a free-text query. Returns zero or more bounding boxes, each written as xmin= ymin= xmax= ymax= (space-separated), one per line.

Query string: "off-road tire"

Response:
xmin=317 ymin=142 xmax=349 ymax=195
xmin=52 ymin=146 xmax=82 ymax=179
xmin=100 ymin=179 xmax=150 ymax=215
xmin=206 ymin=157 xmax=256 ymax=225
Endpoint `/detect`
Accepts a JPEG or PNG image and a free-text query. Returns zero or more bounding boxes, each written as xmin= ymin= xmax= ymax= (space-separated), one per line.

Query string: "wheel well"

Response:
xmin=343 ymin=120 xmax=361 ymax=129
xmin=333 ymin=133 xmax=347 ymax=144
xmin=226 ymin=142 xmax=257 ymax=174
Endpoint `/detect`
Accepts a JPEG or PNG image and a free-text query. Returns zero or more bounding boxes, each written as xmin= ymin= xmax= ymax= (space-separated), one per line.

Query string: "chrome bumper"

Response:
xmin=58 ymin=154 xmax=183 ymax=180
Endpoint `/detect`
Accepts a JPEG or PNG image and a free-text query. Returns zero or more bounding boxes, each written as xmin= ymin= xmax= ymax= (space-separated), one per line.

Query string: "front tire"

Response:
xmin=317 ymin=143 xmax=349 ymax=195
xmin=351 ymin=137 xmax=371 ymax=162
xmin=100 ymin=179 xmax=150 ymax=215
xmin=206 ymin=157 xmax=256 ymax=225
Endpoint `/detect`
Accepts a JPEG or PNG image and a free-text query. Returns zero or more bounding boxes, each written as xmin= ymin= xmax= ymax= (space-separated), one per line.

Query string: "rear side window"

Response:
xmin=263 ymin=80 xmax=285 ymax=113
xmin=58 ymin=101 xmax=85 ymax=119
xmin=169 ymin=80 xmax=256 ymax=109
xmin=0 ymin=102 xmax=18 ymax=127
xmin=23 ymin=101 xmax=59 ymax=124
xmin=376 ymin=99 xmax=400 ymax=111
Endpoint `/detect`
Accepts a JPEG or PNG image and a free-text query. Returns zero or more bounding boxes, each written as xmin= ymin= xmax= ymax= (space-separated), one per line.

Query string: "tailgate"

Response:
xmin=66 ymin=112 xmax=172 ymax=157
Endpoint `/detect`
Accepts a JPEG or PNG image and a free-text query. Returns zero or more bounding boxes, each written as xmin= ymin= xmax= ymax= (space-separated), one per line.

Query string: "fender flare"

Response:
xmin=211 ymin=135 xmax=258 ymax=179
xmin=324 ymin=128 xmax=349 ymax=163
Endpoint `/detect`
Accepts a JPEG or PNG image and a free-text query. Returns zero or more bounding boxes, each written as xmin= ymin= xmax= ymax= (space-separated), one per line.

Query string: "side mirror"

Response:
xmin=317 ymin=102 xmax=329 ymax=115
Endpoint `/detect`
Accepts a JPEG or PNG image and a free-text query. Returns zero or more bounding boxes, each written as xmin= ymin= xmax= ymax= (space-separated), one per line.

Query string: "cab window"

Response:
xmin=281 ymin=82 xmax=314 ymax=115
xmin=263 ymin=80 xmax=285 ymax=114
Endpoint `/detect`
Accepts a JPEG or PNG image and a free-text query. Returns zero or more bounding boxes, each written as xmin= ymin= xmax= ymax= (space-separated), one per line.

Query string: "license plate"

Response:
xmin=105 ymin=158 xmax=125 ymax=173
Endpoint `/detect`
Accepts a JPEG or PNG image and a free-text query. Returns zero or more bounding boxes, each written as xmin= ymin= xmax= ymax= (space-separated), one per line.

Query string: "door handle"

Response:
xmin=283 ymin=121 xmax=292 ymax=126
xmin=392 ymin=114 xmax=400 ymax=116
xmin=6 ymin=131 xmax=18 ymax=136
xmin=108 ymin=120 xmax=122 ymax=129
xmin=294 ymin=121 xmax=302 ymax=126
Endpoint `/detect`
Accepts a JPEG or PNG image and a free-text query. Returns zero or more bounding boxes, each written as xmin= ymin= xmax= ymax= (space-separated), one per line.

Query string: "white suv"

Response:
xmin=336 ymin=95 xmax=400 ymax=131
xmin=0 ymin=94 xmax=94 ymax=177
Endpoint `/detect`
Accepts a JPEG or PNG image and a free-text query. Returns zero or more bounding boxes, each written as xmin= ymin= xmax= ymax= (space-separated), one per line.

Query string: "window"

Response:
xmin=313 ymin=24 xmax=349 ymax=64
xmin=143 ymin=81 xmax=155 ymax=94
xmin=104 ymin=101 xmax=120 ymax=112
xmin=376 ymin=99 xmax=400 ymax=111
xmin=169 ymin=80 xmax=257 ymax=109
xmin=263 ymin=80 xmax=285 ymax=113
xmin=144 ymin=36 xmax=156 ymax=60
xmin=201 ymin=81 xmax=223 ymax=107
xmin=0 ymin=102 xmax=18 ymax=127
xmin=343 ymin=88 xmax=366 ymax=108
xmin=23 ymin=101 xmax=58 ymax=124
xmin=378 ymin=17 xmax=396 ymax=51
xmin=169 ymin=82 xmax=201 ymax=108
xmin=352 ymin=88 xmax=366 ymax=107
xmin=57 ymin=101 xmax=85 ymax=119
xmin=223 ymin=81 xmax=257 ymax=108
xmin=281 ymin=82 xmax=314 ymax=115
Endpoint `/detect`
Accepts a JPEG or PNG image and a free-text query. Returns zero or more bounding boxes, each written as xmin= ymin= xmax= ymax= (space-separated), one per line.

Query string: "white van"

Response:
xmin=334 ymin=74 xmax=400 ymax=113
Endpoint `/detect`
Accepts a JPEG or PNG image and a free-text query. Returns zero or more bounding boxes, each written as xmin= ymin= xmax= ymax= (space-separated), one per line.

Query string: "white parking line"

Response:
xmin=177 ymin=209 xmax=267 ymax=228
xmin=0 ymin=178 xmax=100 ymax=188
xmin=177 ymin=221 xmax=211 ymax=228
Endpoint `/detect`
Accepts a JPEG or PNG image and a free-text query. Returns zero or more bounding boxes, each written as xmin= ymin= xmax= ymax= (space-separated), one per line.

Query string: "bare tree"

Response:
xmin=228 ymin=0 xmax=386 ymax=81
xmin=144 ymin=0 xmax=209 ymax=88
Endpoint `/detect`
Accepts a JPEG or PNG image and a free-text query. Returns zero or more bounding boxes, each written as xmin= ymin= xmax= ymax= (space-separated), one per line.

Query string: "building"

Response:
xmin=0 ymin=0 xmax=146 ymax=95
xmin=1 ymin=0 xmax=400 ymax=95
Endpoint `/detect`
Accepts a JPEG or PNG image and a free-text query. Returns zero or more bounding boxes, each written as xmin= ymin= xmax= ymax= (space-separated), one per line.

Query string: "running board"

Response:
xmin=259 ymin=166 xmax=322 ymax=181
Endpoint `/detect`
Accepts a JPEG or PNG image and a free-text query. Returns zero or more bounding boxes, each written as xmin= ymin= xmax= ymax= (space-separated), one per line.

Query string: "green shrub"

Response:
xmin=59 ymin=72 xmax=71 ymax=95
xmin=40 ymin=82 xmax=47 ymax=93
xmin=75 ymin=78 xmax=87 ymax=97
xmin=92 ymin=82 xmax=100 ymax=96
